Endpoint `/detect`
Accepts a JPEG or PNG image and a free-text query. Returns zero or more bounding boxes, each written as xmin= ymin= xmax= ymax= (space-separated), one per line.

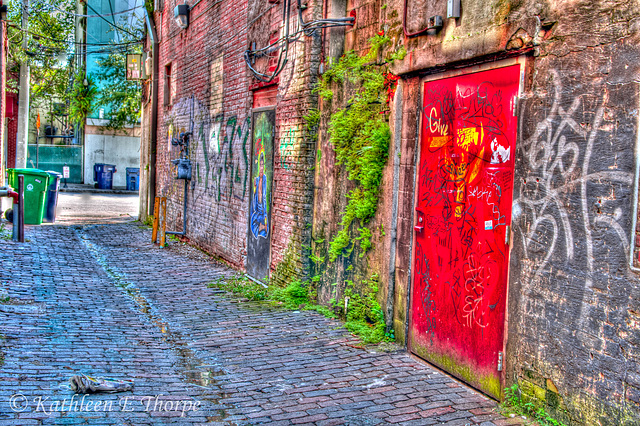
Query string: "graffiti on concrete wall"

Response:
xmin=513 ymin=70 xmax=633 ymax=293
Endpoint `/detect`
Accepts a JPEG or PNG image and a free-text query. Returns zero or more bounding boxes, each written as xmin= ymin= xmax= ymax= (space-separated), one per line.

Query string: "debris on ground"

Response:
xmin=69 ymin=374 xmax=134 ymax=393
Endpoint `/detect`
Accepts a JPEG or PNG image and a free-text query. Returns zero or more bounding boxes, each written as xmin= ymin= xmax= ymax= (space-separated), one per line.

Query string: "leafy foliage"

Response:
xmin=69 ymin=72 xmax=98 ymax=127
xmin=6 ymin=0 xmax=76 ymax=128
xmin=93 ymin=51 xmax=142 ymax=130
xmin=501 ymin=384 xmax=567 ymax=426
xmin=207 ymin=274 xmax=269 ymax=301
xmin=342 ymin=275 xmax=387 ymax=344
xmin=316 ymin=35 xmax=404 ymax=262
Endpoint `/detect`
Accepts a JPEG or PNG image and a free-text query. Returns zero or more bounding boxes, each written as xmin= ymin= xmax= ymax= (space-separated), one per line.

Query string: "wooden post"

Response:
xmin=152 ymin=196 xmax=160 ymax=243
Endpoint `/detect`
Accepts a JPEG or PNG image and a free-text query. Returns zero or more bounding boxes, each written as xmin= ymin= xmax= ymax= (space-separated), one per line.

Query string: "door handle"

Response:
xmin=415 ymin=210 xmax=424 ymax=234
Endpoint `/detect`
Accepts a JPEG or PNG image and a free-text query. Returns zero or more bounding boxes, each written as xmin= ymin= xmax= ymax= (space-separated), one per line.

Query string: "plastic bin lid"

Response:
xmin=45 ymin=171 xmax=63 ymax=177
xmin=9 ymin=168 xmax=51 ymax=178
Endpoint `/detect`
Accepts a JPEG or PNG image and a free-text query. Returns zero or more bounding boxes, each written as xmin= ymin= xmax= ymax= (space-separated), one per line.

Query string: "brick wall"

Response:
xmin=150 ymin=0 xmax=251 ymax=269
xmin=146 ymin=0 xmax=323 ymax=281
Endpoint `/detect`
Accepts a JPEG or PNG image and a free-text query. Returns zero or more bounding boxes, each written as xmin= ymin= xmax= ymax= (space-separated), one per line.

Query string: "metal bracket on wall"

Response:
xmin=403 ymin=0 xmax=444 ymax=37
xmin=447 ymin=0 xmax=460 ymax=19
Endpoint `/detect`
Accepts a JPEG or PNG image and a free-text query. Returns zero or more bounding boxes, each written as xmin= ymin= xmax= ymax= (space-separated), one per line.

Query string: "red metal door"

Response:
xmin=410 ymin=65 xmax=520 ymax=399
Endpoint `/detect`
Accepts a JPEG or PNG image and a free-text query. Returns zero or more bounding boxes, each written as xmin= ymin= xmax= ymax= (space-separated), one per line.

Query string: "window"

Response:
xmin=164 ymin=64 xmax=173 ymax=106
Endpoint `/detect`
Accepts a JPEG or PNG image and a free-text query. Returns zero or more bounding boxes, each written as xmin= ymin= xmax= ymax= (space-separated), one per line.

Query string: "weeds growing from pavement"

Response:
xmin=0 ymin=223 xmax=12 ymax=241
xmin=501 ymin=384 xmax=567 ymax=426
xmin=206 ymin=274 xmax=398 ymax=344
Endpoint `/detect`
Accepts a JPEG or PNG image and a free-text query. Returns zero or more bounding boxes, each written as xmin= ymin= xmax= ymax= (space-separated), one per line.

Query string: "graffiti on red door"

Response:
xmin=410 ymin=65 xmax=521 ymax=399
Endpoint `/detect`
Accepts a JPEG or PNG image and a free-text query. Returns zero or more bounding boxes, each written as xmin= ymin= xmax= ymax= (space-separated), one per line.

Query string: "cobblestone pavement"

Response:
xmin=0 ymin=222 xmax=515 ymax=425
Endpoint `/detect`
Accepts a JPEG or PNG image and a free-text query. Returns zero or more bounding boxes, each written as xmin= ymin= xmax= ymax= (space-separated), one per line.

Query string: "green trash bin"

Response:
xmin=8 ymin=168 xmax=50 ymax=225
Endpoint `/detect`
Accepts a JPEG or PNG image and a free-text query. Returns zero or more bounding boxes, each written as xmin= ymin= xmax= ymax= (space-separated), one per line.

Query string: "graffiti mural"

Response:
xmin=163 ymin=98 xmax=251 ymax=203
xmin=246 ymin=109 xmax=276 ymax=281
xmin=278 ymin=127 xmax=297 ymax=170
xmin=201 ymin=114 xmax=251 ymax=201
xmin=409 ymin=65 xmax=521 ymax=399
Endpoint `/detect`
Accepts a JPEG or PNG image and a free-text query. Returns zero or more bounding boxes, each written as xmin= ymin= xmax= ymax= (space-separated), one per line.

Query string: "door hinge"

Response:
xmin=497 ymin=352 xmax=503 ymax=371
xmin=505 ymin=225 xmax=510 ymax=245
xmin=512 ymin=96 xmax=519 ymax=116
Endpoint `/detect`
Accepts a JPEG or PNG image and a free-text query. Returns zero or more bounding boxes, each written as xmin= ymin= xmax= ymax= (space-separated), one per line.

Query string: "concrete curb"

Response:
xmin=59 ymin=185 xmax=139 ymax=195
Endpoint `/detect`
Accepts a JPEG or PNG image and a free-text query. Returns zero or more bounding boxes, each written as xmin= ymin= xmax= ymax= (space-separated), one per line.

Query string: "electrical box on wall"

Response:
xmin=172 ymin=159 xmax=192 ymax=180
xmin=428 ymin=15 xmax=443 ymax=30
xmin=447 ymin=0 xmax=461 ymax=19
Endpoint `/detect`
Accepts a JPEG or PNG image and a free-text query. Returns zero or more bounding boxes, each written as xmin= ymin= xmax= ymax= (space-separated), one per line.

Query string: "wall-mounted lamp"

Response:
xmin=174 ymin=4 xmax=190 ymax=30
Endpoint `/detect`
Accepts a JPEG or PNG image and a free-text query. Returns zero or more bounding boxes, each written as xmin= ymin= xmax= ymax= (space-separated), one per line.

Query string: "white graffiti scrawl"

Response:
xmin=513 ymin=69 xmax=633 ymax=298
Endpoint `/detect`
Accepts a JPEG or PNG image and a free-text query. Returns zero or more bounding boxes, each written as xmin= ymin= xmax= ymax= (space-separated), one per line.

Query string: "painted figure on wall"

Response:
xmin=250 ymin=150 xmax=268 ymax=238
xmin=246 ymin=109 xmax=275 ymax=281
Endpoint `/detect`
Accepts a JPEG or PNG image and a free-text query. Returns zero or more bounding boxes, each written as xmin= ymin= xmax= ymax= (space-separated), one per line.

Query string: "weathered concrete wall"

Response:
xmin=505 ymin=1 xmax=640 ymax=423
xmin=310 ymin=0 xmax=395 ymax=318
xmin=84 ymin=123 xmax=140 ymax=188
xmin=382 ymin=0 xmax=640 ymax=423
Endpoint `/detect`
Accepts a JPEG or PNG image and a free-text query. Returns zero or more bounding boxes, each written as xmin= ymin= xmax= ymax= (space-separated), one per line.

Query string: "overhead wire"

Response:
xmin=85 ymin=1 xmax=143 ymax=40
xmin=7 ymin=22 xmax=142 ymax=47
xmin=244 ymin=0 xmax=354 ymax=83
xmin=47 ymin=3 xmax=143 ymax=18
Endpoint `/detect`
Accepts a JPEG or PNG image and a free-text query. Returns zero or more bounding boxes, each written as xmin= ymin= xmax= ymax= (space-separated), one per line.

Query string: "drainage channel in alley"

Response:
xmin=76 ymin=225 xmax=233 ymax=424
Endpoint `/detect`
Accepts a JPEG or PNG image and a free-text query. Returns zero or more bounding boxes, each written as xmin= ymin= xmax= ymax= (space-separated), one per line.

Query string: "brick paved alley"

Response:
xmin=0 ymin=222 xmax=511 ymax=425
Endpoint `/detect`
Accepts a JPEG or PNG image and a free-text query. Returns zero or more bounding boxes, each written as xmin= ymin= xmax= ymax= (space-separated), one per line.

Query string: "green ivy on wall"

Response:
xmin=317 ymin=34 xmax=404 ymax=262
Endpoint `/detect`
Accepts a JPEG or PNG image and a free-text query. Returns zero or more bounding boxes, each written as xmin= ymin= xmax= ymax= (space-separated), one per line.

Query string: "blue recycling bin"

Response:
xmin=44 ymin=171 xmax=62 ymax=223
xmin=93 ymin=163 xmax=116 ymax=189
xmin=126 ymin=168 xmax=140 ymax=191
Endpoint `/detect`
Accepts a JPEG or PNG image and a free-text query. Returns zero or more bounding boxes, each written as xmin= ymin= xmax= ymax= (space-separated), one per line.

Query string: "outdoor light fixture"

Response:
xmin=174 ymin=4 xmax=190 ymax=30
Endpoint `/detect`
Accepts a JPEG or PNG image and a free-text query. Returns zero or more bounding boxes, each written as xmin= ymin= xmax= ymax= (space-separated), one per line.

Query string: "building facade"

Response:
xmin=140 ymin=0 xmax=640 ymax=423
xmin=82 ymin=0 xmax=142 ymax=187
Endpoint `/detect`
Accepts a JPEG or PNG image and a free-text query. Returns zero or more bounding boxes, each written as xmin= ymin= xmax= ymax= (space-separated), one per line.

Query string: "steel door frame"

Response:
xmin=407 ymin=56 xmax=526 ymax=398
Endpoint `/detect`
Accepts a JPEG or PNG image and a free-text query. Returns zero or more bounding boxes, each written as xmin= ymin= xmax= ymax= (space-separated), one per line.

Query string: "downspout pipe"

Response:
xmin=628 ymin=94 xmax=640 ymax=273
xmin=386 ymin=82 xmax=403 ymax=333
xmin=145 ymin=8 xmax=159 ymax=217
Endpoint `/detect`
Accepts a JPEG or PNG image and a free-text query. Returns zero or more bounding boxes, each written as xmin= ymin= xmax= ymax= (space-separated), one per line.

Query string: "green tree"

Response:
xmin=69 ymin=72 xmax=98 ymax=128
xmin=92 ymin=49 xmax=142 ymax=130
xmin=7 ymin=0 xmax=76 ymax=126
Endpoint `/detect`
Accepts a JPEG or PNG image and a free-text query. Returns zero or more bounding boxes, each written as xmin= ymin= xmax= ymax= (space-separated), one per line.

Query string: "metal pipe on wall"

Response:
xmin=386 ymin=82 xmax=403 ymax=334
xmin=145 ymin=9 xmax=159 ymax=217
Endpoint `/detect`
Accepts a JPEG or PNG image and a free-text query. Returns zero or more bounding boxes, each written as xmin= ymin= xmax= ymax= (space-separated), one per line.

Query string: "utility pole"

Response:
xmin=15 ymin=0 xmax=29 ymax=169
